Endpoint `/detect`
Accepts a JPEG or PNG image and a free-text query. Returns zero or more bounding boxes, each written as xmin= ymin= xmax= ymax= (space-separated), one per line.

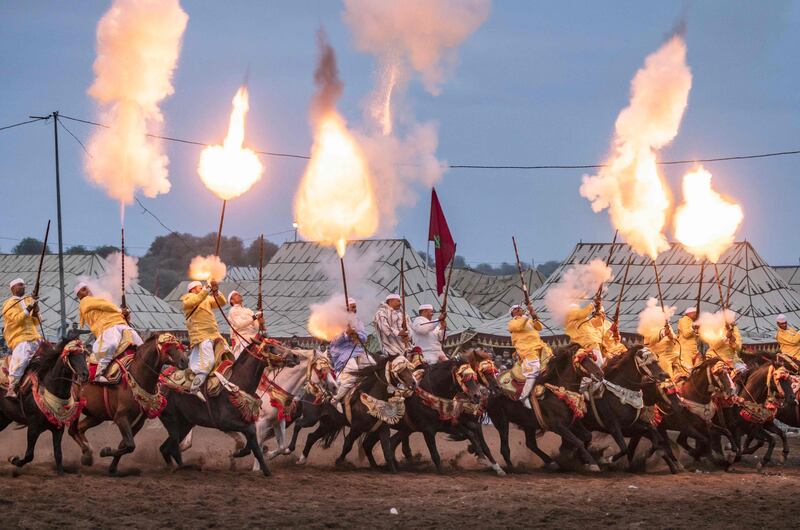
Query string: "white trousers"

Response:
xmin=334 ymin=354 xmax=376 ymax=401
xmin=591 ymin=347 xmax=604 ymax=368
xmin=93 ymin=324 xmax=143 ymax=374
xmin=9 ymin=340 xmax=40 ymax=379
xmin=519 ymin=358 xmax=541 ymax=401
xmin=422 ymin=349 xmax=448 ymax=365
xmin=189 ymin=340 xmax=215 ymax=386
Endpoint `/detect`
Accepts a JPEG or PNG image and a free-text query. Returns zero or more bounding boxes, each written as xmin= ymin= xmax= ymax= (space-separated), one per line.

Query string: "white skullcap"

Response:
xmin=777 ymin=314 xmax=787 ymax=324
xmin=684 ymin=306 xmax=697 ymax=315
xmin=8 ymin=278 xmax=24 ymax=289
xmin=187 ymin=281 xmax=202 ymax=292
xmin=348 ymin=297 xmax=357 ymax=305
xmin=73 ymin=281 xmax=89 ymax=296
xmin=385 ymin=293 xmax=401 ymax=302
xmin=418 ymin=304 xmax=434 ymax=312
xmin=509 ymin=304 xmax=524 ymax=315
xmin=227 ymin=290 xmax=240 ymax=305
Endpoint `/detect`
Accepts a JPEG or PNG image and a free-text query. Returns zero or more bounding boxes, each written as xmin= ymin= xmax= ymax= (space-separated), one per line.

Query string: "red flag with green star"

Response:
xmin=428 ymin=188 xmax=455 ymax=296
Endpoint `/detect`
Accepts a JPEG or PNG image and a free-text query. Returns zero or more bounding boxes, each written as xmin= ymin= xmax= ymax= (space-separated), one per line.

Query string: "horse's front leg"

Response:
xmin=470 ymin=422 xmax=505 ymax=476
xmin=764 ymin=422 xmax=789 ymax=463
xmin=52 ymin=427 xmax=65 ymax=476
xmin=268 ymin=418 xmax=290 ymax=459
xmin=244 ymin=426 xmax=271 ymax=477
xmin=69 ymin=414 xmax=102 ymax=467
xmin=11 ymin=420 xmax=43 ymax=468
xmin=100 ymin=413 xmax=136 ymax=475
xmin=378 ymin=426 xmax=397 ymax=473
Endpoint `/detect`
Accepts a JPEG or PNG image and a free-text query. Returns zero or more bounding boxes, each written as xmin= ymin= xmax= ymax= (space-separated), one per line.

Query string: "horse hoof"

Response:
xmin=296 ymin=455 xmax=307 ymax=465
xmin=586 ymin=464 xmax=601 ymax=473
xmin=545 ymin=461 xmax=560 ymax=471
xmin=99 ymin=447 xmax=113 ymax=458
xmin=81 ymin=453 xmax=94 ymax=467
xmin=10 ymin=457 xmax=23 ymax=468
xmin=492 ymin=464 xmax=507 ymax=477
xmin=267 ymin=450 xmax=281 ymax=460
xmin=56 ymin=468 xmax=65 ymax=477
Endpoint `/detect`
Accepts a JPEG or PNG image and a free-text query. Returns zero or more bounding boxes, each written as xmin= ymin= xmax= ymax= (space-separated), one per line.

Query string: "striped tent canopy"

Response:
xmin=450 ymin=268 xmax=546 ymax=318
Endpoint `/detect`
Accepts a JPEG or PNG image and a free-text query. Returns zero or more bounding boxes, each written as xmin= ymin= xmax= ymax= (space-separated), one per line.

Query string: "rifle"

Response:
xmin=32 ymin=220 xmax=51 ymax=340
xmin=257 ymin=234 xmax=265 ymax=331
xmin=611 ymin=254 xmax=632 ymax=338
xmin=120 ymin=227 xmax=130 ymax=324
xmin=511 ymin=236 xmax=556 ymax=335
xmin=594 ymin=229 xmax=619 ymax=305
xmin=696 ymin=260 xmax=705 ymax=357
xmin=400 ymin=245 xmax=409 ymax=347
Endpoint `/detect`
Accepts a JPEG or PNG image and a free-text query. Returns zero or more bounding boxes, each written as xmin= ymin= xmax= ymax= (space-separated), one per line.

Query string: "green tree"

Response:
xmin=12 ymin=238 xmax=51 ymax=255
xmin=66 ymin=245 xmax=92 ymax=255
xmin=94 ymin=245 xmax=120 ymax=258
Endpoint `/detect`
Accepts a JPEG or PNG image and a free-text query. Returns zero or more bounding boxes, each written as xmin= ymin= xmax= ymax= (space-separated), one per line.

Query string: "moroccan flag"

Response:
xmin=428 ymin=188 xmax=455 ymax=296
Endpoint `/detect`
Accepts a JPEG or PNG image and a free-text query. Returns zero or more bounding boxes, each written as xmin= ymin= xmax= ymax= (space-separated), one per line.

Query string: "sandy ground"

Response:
xmin=0 ymin=420 xmax=799 ymax=529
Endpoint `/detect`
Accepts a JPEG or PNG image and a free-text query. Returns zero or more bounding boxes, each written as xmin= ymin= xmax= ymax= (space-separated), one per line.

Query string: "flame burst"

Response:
xmin=295 ymin=112 xmax=380 ymax=257
xmin=189 ymin=255 xmax=227 ymax=282
xmin=674 ymin=166 xmax=743 ymax=263
xmin=307 ymin=295 xmax=352 ymax=341
xmin=580 ymin=34 xmax=692 ymax=259
xmin=697 ymin=309 xmax=735 ymax=346
xmin=198 ymin=86 xmax=264 ymax=200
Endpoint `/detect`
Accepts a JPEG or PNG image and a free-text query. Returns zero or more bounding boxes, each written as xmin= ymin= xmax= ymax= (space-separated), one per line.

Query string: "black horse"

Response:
xmin=485 ymin=344 xmax=605 ymax=472
xmin=0 ymin=338 xmax=90 ymax=475
xmin=158 ymin=339 xmax=299 ymax=476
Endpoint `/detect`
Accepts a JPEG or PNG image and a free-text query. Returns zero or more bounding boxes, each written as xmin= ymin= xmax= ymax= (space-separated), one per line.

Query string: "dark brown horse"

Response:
xmin=486 ymin=344 xmax=605 ymax=472
xmin=0 ymin=338 xmax=89 ymax=475
xmin=157 ymin=339 xmax=299 ymax=476
xmin=69 ymin=333 xmax=188 ymax=474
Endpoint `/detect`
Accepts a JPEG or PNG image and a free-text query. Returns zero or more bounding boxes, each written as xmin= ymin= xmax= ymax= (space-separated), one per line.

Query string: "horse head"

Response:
xmin=772 ymin=365 xmax=797 ymax=408
xmin=572 ymin=347 xmax=604 ymax=382
xmin=387 ymin=355 xmax=416 ymax=397
xmin=709 ymin=360 xmax=737 ymax=399
xmin=453 ymin=362 xmax=483 ymax=405
xmin=156 ymin=333 xmax=189 ymax=370
xmin=308 ymin=350 xmax=337 ymax=396
xmin=60 ymin=339 xmax=90 ymax=386
xmin=257 ymin=339 xmax=301 ymax=368
xmin=631 ymin=345 xmax=669 ymax=384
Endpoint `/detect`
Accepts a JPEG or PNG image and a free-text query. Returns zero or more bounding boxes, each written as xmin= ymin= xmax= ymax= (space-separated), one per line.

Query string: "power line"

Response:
xmin=0 ymin=116 xmax=47 ymax=132
xmin=57 ymin=112 xmax=800 ymax=170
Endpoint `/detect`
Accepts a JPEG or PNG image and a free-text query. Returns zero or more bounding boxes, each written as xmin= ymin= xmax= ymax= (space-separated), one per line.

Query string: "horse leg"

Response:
xmin=297 ymin=423 xmax=329 ymax=465
xmin=101 ymin=414 xmax=137 ymax=475
xmin=362 ymin=431 xmax=381 ymax=469
xmin=51 ymin=428 xmax=65 ymax=476
xmin=178 ymin=428 xmax=193 ymax=452
xmin=764 ymin=422 xmax=789 ymax=463
xmin=494 ymin=414 xmax=514 ymax=471
xmin=757 ymin=427 xmax=777 ymax=469
xmin=336 ymin=429 xmax=360 ymax=466
xmin=523 ymin=426 xmax=556 ymax=469
xmin=244 ymin=426 xmax=271 ymax=477
xmin=401 ymin=433 xmax=413 ymax=462
xmin=646 ymin=427 xmax=681 ymax=474
xmin=11 ymin=421 xmax=43 ymax=468
xmin=69 ymin=414 xmax=103 ymax=467
xmin=422 ymin=430 xmax=444 ymax=474
xmin=268 ymin=419 xmax=290 ymax=460
xmin=378 ymin=427 xmax=397 ymax=473
xmin=553 ymin=424 xmax=600 ymax=472
xmin=472 ymin=424 xmax=505 ymax=476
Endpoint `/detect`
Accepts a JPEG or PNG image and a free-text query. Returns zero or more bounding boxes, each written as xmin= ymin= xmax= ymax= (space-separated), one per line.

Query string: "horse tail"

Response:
xmin=321 ymin=424 xmax=345 ymax=449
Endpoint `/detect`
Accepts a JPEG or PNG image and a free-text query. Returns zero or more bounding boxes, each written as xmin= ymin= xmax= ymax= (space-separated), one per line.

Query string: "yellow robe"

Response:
xmin=677 ymin=315 xmax=699 ymax=369
xmin=706 ymin=325 xmax=743 ymax=365
xmin=776 ymin=326 xmax=800 ymax=359
xmin=564 ymin=304 xmax=625 ymax=356
xmin=182 ymin=288 xmax=227 ymax=347
xmin=645 ymin=324 xmax=685 ymax=379
xmin=508 ymin=316 xmax=552 ymax=365
xmin=2 ymin=296 xmax=41 ymax=350
xmin=79 ymin=296 xmax=127 ymax=339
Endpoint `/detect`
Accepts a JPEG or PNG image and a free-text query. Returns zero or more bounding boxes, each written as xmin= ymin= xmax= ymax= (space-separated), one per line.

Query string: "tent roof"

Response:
xmin=0 ymin=254 xmax=184 ymax=338
xmin=476 ymin=241 xmax=800 ymax=346
xmin=166 ymin=240 xmax=488 ymax=340
xmin=450 ymin=268 xmax=546 ymax=318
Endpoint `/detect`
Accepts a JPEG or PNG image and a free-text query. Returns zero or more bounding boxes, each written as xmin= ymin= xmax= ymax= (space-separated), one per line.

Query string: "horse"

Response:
xmin=363 ymin=356 xmax=505 ymax=476
xmin=292 ymin=355 xmax=417 ymax=472
xmin=68 ymin=333 xmax=188 ymax=474
xmin=484 ymin=343 xmax=605 ymax=472
xmin=0 ymin=338 xmax=89 ymax=475
xmin=635 ymin=357 xmax=738 ymax=467
xmin=578 ymin=345 xmax=682 ymax=473
xmin=157 ymin=338 xmax=299 ymax=476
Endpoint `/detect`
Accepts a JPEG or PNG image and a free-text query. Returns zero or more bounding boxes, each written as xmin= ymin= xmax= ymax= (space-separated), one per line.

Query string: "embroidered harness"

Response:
xmin=30 ymin=340 xmax=87 ymax=428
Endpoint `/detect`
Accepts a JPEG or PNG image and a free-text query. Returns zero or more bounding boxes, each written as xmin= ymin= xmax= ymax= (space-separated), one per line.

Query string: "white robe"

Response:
xmin=228 ymin=304 xmax=259 ymax=357
xmin=410 ymin=316 xmax=447 ymax=364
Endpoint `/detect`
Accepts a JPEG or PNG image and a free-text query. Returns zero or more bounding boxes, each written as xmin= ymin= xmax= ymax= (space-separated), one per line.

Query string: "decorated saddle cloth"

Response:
xmin=0 ymin=356 xmax=9 ymax=390
xmin=89 ymin=349 xmax=136 ymax=384
xmin=496 ymin=366 xmax=527 ymax=400
xmin=160 ymin=340 xmax=234 ymax=397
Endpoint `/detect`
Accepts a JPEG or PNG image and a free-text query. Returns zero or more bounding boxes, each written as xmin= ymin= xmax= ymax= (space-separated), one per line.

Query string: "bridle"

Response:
xmin=453 ymin=363 xmax=479 ymax=395
xmin=473 ymin=359 xmax=499 ymax=388
xmin=385 ymin=356 xmax=415 ymax=397
xmin=58 ymin=340 xmax=89 ymax=383
xmin=632 ymin=347 xmax=663 ymax=384
xmin=572 ymin=348 xmax=601 ymax=380
xmin=304 ymin=353 xmax=335 ymax=398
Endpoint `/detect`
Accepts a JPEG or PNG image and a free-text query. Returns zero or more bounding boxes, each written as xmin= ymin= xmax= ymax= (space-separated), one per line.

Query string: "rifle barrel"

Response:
xmin=32 ymin=220 xmax=51 ymax=300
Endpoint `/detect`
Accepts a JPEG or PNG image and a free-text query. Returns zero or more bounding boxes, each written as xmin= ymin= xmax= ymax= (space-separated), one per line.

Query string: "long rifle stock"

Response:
xmin=257 ymin=235 xmax=265 ymax=331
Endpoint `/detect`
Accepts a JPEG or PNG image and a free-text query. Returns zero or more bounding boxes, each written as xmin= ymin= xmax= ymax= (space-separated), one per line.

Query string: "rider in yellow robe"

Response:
xmin=705 ymin=316 xmax=745 ymax=373
xmin=564 ymin=302 xmax=625 ymax=366
xmin=677 ymin=307 xmax=700 ymax=371
xmin=776 ymin=314 xmax=800 ymax=360
xmin=508 ymin=303 xmax=552 ymax=408
xmin=644 ymin=322 xmax=686 ymax=381
xmin=181 ymin=280 xmax=227 ymax=399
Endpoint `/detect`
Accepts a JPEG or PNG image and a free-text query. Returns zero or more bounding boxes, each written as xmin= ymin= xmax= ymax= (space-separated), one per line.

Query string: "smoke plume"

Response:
xmin=544 ymin=259 xmax=612 ymax=324
xmin=636 ymin=297 xmax=676 ymax=337
xmin=85 ymin=0 xmax=188 ymax=213
xmin=580 ymin=33 xmax=692 ymax=258
xmin=311 ymin=30 xmax=344 ymax=124
xmin=188 ymin=255 xmax=227 ymax=282
xmin=697 ymin=309 xmax=736 ymax=346
xmin=78 ymin=252 xmax=138 ymax=305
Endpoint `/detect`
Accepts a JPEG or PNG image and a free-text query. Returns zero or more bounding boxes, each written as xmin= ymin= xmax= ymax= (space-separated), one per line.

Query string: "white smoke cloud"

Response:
xmin=544 ymin=259 xmax=612 ymax=324
xmin=636 ymin=297 xmax=676 ymax=337
xmin=85 ymin=0 xmax=188 ymax=211
xmin=697 ymin=309 xmax=736 ymax=346
xmin=78 ymin=251 xmax=138 ymax=305
xmin=580 ymin=34 xmax=692 ymax=258
xmin=188 ymin=255 xmax=227 ymax=282
xmin=342 ymin=0 xmax=491 ymax=95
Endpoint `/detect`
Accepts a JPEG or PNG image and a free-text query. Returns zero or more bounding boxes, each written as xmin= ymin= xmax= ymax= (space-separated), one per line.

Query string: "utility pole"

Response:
xmin=33 ymin=111 xmax=67 ymax=337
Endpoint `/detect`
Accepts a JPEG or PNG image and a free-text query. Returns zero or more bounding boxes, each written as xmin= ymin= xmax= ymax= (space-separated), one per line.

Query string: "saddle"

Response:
xmin=89 ymin=349 xmax=136 ymax=385
xmin=161 ymin=358 xmax=234 ymax=398
xmin=496 ymin=366 xmax=527 ymax=400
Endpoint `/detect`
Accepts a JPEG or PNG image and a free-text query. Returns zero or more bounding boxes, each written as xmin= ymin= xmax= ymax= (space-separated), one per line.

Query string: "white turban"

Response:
xmin=385 ymin=293 xmax=401 ymax=302
xmin=347 ymin=297 xmax=357 ymax=306
xmin=418 ymin=304 xmax=433 ymax=312
xmin=8 ymin=278 xmax=24 ymax=289
xmin=73 ymin=281 xmax=89 ymax=296
xmin=684 ymin=307 xmax=697 ymax=315
xmin=187 ymin=281 xmax=202 ymax=292
xmin=777 ymin=314 xmax=787 ymax=324
xmin=228 ymin=290 xmax=240 ymax=305
xmin=509 ymin=304 xmax=524 ymax=315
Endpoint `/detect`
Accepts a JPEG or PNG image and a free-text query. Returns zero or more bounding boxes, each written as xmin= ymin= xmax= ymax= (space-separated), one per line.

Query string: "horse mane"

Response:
xmin=354 ymin=355 xmax=392 ymax=391
xmin=603 ymin=347 xmax=636 ymax=374
xmin=535 ymin=343 xmax=578 ymax=384
xmin=29 ymin=338 xmax=70 ymax=377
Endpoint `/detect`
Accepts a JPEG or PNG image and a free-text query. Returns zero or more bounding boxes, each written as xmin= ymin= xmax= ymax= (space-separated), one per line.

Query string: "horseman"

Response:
xmin=227 ymin=290 xmax=262 ymax=359
xmin=775 ymin=314 xmax=800 ymax=360
xmin=564 ymin=299 xmax=625 ymax=368
xmin=410 ymin=304 xmax=448 ymax=365
xmin=330 ymin=298 xmax=372 ymax=411
xmin=677 ymin=306 xmax=700 ymax=371
xmin=75 ymin=281 xmax=142 ymax=384
xmin=705 ymin=310 xmax=746 ymax=375
xmin=644 ymin=319 xmax=685 ymax=381
xmin=507 ymin=303 xmax=551 ymax=409
xmin=2 ymin=278 xmax=42 ymax=397
xmin=373 ymin=293 xmax=411 ymax=358
xmin=181 ymin=280 xmax=227 ymax=400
